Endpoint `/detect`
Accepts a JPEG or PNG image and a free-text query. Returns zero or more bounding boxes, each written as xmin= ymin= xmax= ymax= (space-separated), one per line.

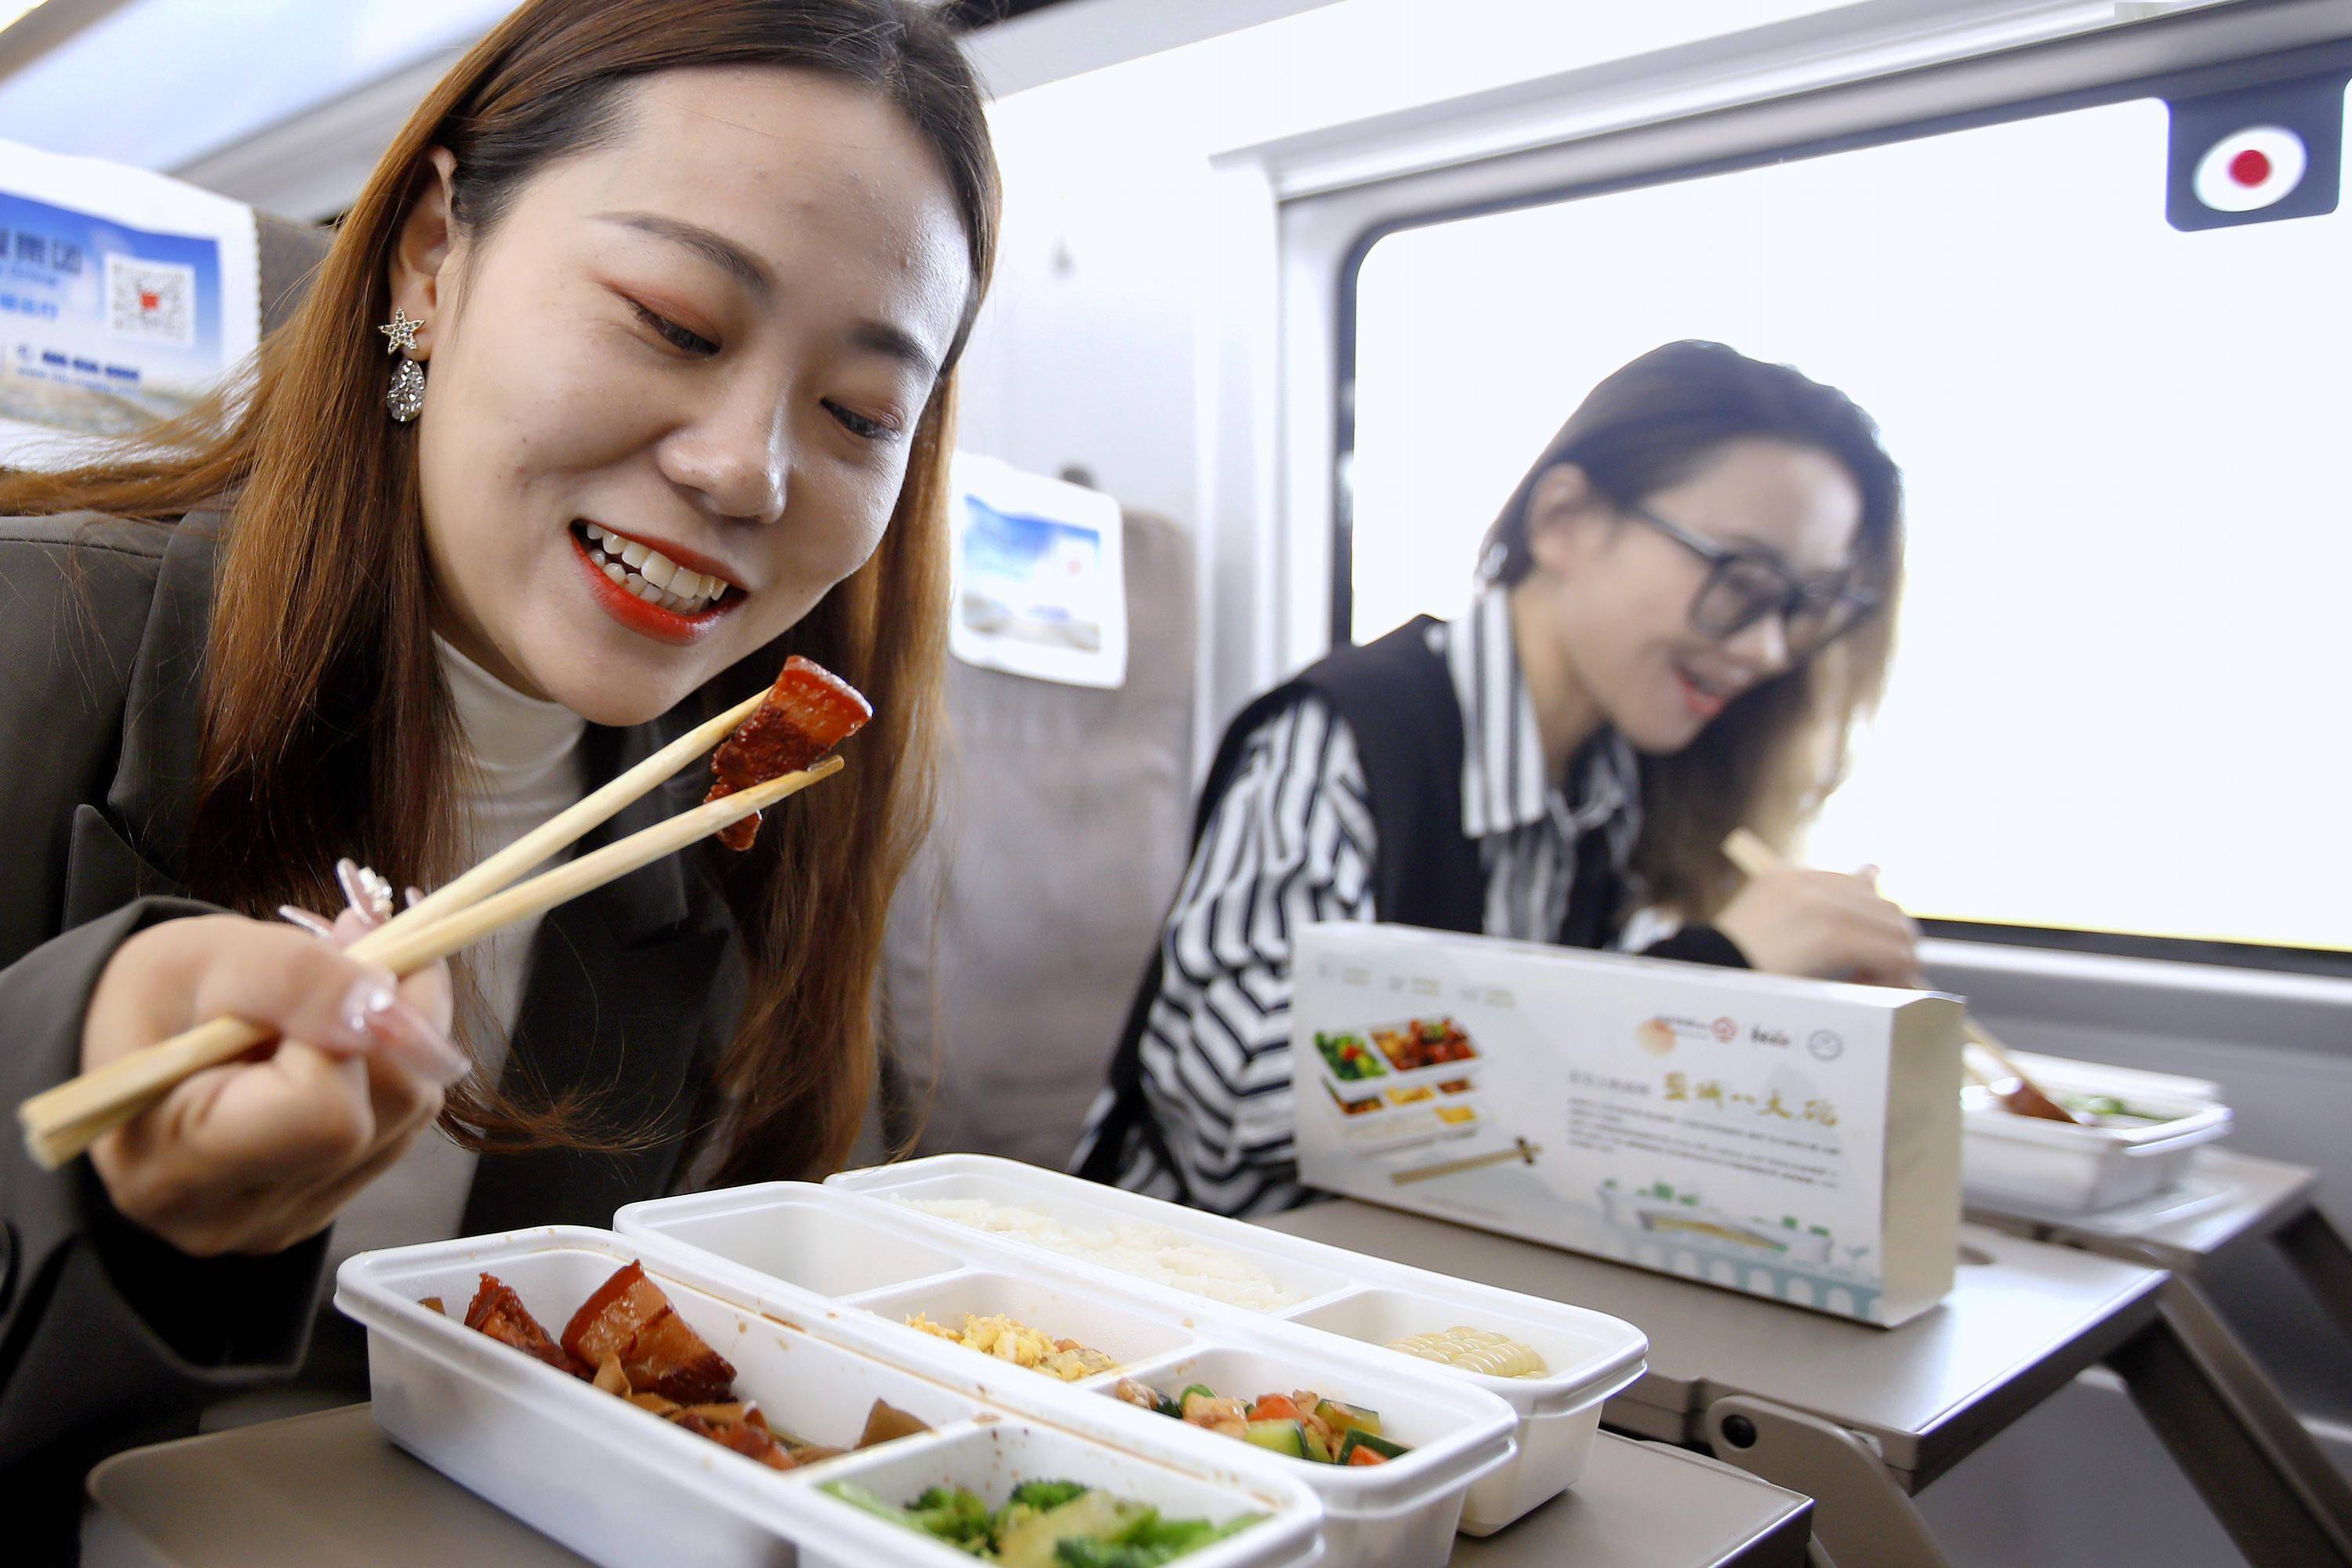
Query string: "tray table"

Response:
xmin=80 ymin=1406 xmax=1816 ymax=1568
xmin=1269 ymin=1195 xmax=2352 ymax=1568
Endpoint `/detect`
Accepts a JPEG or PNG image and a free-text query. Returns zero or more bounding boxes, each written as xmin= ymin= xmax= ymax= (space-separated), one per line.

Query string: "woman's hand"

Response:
xmin=1715 ymin=864 xmax=1922 ymax=986
xmin=81 ymin=912 xmax=465 ymax=1258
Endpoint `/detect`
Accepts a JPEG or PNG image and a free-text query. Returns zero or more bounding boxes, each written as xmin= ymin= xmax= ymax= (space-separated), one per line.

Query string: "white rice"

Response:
xmin=896 ymin=1196 xmax=1303 ymax=1311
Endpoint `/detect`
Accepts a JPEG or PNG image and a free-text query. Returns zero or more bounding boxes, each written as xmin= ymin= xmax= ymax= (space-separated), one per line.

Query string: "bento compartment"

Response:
xmin=1319 ymin=1073 xmax=1389 ymax=1121
xmin=684 ymin=1304 xmax=991 ymax=1461
xmin=855 ymin=1167 xmax=1352 ymax=1312
xmin=340 ymin=1232 xmax=998 ymax=1568
xmin=1285 ymin=1288 xmax=1592 ymax=1392
xmin=365 ymin=1243 xmax=986 ymax=1459
xmin=617 ymin=1185 xmax=970 ymax=1299
xmin=848 ymin=1270 xmax=1196 ymax=1381
xmin=1280 ymin=1287 xmax=1636 ymax=1534
xmin=1089 ymin=1341 xmax=1512 ymax=1568
xmin=1315 ymin=1080 xmax=1475 ymax=1153
xmin=357 ymin=1240 xmax=669 ymax=1338
xmin=1310 ymin=1028 xmax=1396 ymax=1091
xmin=364 ymin=1322 xmax=786 ymax=1568
xmin=1095 ymin=1343 xmax=1507 ymax=1471
xmin=804 ymin=1415 xmax=1320 ymax=1568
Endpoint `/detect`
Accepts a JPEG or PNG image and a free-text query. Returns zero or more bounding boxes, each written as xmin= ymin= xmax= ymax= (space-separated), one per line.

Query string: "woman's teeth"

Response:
xmin=579 ymin=523 xmax=729 ymax=615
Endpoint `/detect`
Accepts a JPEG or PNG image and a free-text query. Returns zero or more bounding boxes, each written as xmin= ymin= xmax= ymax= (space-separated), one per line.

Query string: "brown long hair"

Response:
xmin=1478 ymin=340 xmax=1904 ymax=923
xmin=0 ymin=0 xmax=999 ymax=1183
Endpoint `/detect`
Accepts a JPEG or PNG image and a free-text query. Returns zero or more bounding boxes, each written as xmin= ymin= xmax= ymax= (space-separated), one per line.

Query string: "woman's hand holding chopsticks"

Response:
xmin=78 ymin=909 xmax=459 ymax=1258
xmin=20 ymin=655 xmax=866 ymax=1172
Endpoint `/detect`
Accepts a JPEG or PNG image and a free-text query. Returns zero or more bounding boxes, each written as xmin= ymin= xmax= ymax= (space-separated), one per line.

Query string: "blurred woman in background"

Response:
xmin=1076 ymin=340 xmax=1915 ymax=1218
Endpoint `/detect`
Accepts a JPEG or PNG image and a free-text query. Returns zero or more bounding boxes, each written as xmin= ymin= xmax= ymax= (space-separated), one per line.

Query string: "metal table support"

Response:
xmin=2276 ymin=1207 xmax=2352 ymax=1347
xmin=2104 ymin=1277 xmax=2352 ymax=1568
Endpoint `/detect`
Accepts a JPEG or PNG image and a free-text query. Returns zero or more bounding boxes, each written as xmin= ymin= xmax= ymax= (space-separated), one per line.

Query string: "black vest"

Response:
xmin=1076 ymin=617 xmax=1623 ymax=1192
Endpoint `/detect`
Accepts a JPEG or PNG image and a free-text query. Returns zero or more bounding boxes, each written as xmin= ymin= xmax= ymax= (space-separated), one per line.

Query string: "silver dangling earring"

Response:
xmin=387 ymin=358 xmax=426 ymax=423
xmin=379 ymin=307 xmax=426 ymax=423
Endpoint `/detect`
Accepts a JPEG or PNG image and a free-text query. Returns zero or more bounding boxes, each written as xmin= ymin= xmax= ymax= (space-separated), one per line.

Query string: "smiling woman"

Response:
xmin=1074 ymin=341 xmax=1922 ymax=1218
xmin=397 ymin=61 xmax=975 ymax=724
xmin=0 ymin=0 xmax=996 ymax=1523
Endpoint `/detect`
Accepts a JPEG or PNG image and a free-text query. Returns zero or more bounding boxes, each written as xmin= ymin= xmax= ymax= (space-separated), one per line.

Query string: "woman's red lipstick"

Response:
xmin=568 ymin=522 xmax=742 ymax=646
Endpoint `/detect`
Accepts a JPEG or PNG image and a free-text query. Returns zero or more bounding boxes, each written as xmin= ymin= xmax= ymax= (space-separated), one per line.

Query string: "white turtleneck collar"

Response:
xmin=433 ymin=633 xmax=586 ymax=785
xmin=334 ymin=638 xmax=590 ymax=1277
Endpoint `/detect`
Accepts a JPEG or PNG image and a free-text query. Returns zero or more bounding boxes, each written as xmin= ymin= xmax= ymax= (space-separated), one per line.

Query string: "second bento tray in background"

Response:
xmin=334 ymin=1226 xmax=1323 ymax=1568
xmin=616 ymin=1181 xmax=1517 ymax=1566
xmin=815 ymin=1153 xmax=1648 ymax=1535
xmin=1963 ymin=1052 xmax=2233 ymax=1214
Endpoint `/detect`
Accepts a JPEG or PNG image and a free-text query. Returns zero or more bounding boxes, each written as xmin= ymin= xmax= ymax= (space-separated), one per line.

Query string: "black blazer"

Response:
xmin=0 ymin=513 xmax=746 ymax=1483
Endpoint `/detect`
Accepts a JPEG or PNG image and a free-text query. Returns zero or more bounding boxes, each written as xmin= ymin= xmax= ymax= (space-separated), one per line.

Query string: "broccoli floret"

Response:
xmin=1103 ymin=1505 xmax=1164 ymax=1546
xmin=1125 ymin=1518 xmax=1215 ymax=1552
xmin=1054 ymin=1510 xmax=1269 ymax=1566
xmin=1008 ymin=1479 xmax=1091 ymax=1512
xmin=906 ymin=1486 xmax=994 ymax=1545
xmin=820 ymin=1481 xmax=985 ymax=1554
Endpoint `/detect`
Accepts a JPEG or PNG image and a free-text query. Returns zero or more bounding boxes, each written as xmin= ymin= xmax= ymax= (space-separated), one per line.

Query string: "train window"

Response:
xmin=1343 ymin=89 xmax=2352 ymax=954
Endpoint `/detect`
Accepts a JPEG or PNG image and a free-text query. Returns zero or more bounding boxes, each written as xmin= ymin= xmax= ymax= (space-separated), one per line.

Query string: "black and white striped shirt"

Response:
xmin=1072 ymin=586 xmax=1642 ymax=1218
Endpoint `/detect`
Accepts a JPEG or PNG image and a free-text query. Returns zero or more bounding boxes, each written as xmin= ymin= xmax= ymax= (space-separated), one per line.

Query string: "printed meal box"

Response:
xmin=1293 ymin=924 xmax=1965 ymax=1327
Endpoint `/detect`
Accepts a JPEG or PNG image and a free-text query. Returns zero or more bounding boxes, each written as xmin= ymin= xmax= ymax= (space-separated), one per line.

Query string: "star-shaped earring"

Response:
xmin=378 ymin=307 xmax=422 ymax=355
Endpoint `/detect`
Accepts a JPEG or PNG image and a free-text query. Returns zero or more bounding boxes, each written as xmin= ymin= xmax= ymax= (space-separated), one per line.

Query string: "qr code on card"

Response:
xmin=105 ymin=254 xmax=196 ymax=348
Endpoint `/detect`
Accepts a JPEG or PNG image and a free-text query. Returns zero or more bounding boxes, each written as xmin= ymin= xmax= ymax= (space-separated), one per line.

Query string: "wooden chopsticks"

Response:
xmin=1717 ymin=829 xmax=2078 ymax=1124
xmin=19 ymin=691 xmax=839 ymax=1171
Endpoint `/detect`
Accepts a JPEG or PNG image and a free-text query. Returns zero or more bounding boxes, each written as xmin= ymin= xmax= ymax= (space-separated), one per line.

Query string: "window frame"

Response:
xmin=1290 ymin=6 xmax=2352 ymax=972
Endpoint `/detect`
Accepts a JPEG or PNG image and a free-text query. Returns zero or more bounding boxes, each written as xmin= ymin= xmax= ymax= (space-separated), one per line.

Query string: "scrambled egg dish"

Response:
xmin=906 ymin=1312 xmax=1119 ymax=1381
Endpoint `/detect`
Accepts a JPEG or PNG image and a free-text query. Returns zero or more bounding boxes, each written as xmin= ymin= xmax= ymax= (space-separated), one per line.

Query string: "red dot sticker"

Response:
xmin=2195 ymin=126 xmax=2307 ymax=212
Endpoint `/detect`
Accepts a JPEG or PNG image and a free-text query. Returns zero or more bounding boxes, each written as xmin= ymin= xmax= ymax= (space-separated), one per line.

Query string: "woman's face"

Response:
xmin=390 ymin=66 xmax=971 ymax=725
xmin=1522 ymin=438 xmax=1864 ymax=754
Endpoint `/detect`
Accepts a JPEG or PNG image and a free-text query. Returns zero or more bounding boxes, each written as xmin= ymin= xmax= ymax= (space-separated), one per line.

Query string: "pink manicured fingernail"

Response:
xmin=336 ymin=859 xmax=394 ymax=927
xmin=365 ymin=997 xmax=470 ymax=1087
xmin=278 ymin=905 xmax=338 ymax=939
xmin=338 ymin=976 xmax=398 ymax=1047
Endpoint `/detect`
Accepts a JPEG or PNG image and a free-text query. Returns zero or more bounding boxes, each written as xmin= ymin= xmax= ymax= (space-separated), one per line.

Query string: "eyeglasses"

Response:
xmin=1623 ymin=501 xmax=1878 ymax=660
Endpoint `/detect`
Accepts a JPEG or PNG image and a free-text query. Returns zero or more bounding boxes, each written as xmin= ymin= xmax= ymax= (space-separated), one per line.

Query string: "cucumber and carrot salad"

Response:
xmin=1112 ymin=1377 xmax=1410 ymax=1467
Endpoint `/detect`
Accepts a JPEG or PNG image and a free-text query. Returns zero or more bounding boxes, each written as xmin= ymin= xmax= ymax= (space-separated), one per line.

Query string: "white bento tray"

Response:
xmin=797 ymin=1154 xmax=1646 ymax=1536
xmin=1963 ymin=1051 xmax=2234 ymax=1214
xmin=616 ymin=1182 xmax=1516 ymax=1566
xmin=334 ymin=1226 xmax=1323 ymax=1568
